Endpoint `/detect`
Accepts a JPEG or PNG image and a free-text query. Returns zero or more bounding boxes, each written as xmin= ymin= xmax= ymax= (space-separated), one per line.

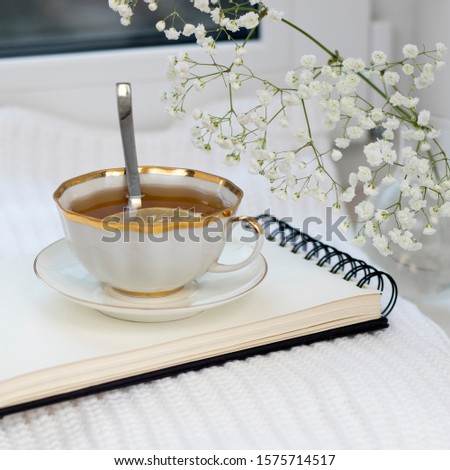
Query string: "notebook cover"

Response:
xmin=0 ymin=317 xmax=388 ymax=418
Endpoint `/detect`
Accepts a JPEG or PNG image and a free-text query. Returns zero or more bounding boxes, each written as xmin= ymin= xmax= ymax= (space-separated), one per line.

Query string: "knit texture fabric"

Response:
xmin=1 ymin=107 xmax=450 ymax=449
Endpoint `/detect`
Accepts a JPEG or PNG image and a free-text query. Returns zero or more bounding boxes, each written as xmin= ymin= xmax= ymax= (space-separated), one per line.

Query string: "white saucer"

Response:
xmin=34 ymin=239 xmax=268 ymax=322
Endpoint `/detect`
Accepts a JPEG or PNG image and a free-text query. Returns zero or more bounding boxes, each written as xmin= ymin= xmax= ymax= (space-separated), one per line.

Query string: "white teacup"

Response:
xmin=54 ymin=166 xmax=263 ymax=297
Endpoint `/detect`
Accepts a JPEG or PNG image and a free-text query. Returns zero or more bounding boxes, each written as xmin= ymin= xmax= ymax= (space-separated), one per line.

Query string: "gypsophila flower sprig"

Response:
xmin=109 ymin=0 xmax=449 ymax=257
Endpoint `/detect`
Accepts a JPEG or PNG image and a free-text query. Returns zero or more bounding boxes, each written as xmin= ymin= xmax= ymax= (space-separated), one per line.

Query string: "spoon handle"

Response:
xmin=116 ymin=83 xmax=142 ymax=210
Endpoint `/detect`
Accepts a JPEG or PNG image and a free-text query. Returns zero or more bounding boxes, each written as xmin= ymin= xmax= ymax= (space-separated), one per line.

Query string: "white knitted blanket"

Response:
xmin=1 ymin=108 xmax=450 ymax=449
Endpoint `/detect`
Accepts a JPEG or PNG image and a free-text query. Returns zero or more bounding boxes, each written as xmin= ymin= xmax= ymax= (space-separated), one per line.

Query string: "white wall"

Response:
xmin=372 ymin=0 xmax=417 ymax=55
xmin=415 ymin=0 xmax=450 ymax=119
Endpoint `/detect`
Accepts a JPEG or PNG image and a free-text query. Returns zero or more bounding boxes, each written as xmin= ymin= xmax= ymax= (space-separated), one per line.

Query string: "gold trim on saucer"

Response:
xmin=111 ymin=286 xmax=184 ymax=298
xmin=53 ymin=166 xmax=243 ymax=234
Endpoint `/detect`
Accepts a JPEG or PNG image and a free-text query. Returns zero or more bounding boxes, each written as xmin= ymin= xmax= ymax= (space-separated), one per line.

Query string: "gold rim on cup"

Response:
xmin=54 ymin=166 xmax=244 ymax=233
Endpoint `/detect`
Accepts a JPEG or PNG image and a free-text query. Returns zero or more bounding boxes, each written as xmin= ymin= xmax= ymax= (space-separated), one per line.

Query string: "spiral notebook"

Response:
xmin=0 ymin=215 xmax=396 ymax=417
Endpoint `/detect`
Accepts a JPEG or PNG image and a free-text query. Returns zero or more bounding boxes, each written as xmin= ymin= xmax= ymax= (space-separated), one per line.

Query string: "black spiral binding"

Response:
xmin=256 ymin=214 xmax=398 ymax=317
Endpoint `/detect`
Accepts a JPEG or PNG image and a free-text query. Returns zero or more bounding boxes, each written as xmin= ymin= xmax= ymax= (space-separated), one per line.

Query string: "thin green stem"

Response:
xmin=281 ymin=18 xmax=338 ymax=59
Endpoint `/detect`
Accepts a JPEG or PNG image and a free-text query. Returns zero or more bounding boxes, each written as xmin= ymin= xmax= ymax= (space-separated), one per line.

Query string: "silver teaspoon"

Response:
xmin=116 ymin=82 xmax=142 ymax=213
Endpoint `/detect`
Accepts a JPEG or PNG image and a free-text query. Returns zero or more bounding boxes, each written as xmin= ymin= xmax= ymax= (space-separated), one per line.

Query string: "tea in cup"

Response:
xmin=53 ymin=166 xmax=263 ymax=296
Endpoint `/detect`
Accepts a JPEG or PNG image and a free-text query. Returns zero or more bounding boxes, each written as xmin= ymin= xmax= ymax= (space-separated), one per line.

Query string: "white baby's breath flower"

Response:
xmin=427 ymin=128 xmax=441 ymax=139
xmin=418 ymin=110 xmax=431 ymax=126
xmin=299 ymin=69 xmax=314 ymax=85
xmin=273 ymin=188 xmax=288 ymax=200
xmin=423 ymin=224 xmax=437 ymax=236
xmin=225 ymin=19 xmax=239 ymax=33
xmin=375 ymin=209 xmax=389 ymax=222
xmin=384 ymin=149 xmax=397 ymax=164
xmin=436 ymin=42 xmax=448 ymax=57
xmin=194 ymin=79 xmax=205 ymax=91
xmin=335 ymin=137 xmax=350 ymax=149
xmin=228 ymin=73 xmax=241 ymax=90
xmin=355 ymin=200 xmax=375 ymax=221
xmin=267 ymin=8 xmax=284 ymax=22
xmin=357 ymin=166 xmax=372 ymax=182
xmin=373 ymin=234 xmax=392 ymax=256
xmin=297 ymin=84 xmax=311 ymax=100
xmin=191 ymin=126 xmax=201 ymax=137
xmin=117 ymin=4 xmax=132 ymax=16
xmin=364 ymin=142 xmax=383 ymax=166
xmin=308 ymin=81 xmax=322 ymax=96
xmin=174 ymin=60 xmax=189 ymax=78
xmin=402 ymin=44 xmax=419 ymax=59
xmin=321 ymin=65 xmax=338 ymax=79
xmin=294 ymin=129 xmax=310 ymax=145
xmin=314 ymin=168 xmax=326 ymax=182
xmin=214 ymin=135 xmax=233 ymax=150
xmin=414 ymin=72 xmax=435 ymax=89
xmin=237 ymin=11 xmax=259 ymax=29
xmin=284 ymin=151 xmax=295 ymax=164
xmin=411 ymin=129 xmax=425 ymax=141
xmin=235 ymin=45 xmax=246 ymax=57
xmin=194 ymin=24 xmax=206 ymax=43
xmin=363 ymin=183 xmax=379 ymax=196
xmin=300 ymin=54 xmax=317 ymax=69
xmin=420 ymin=141 xmax=431 ymax=152
xmin=165 ymin=27 xmax=180 ymax=40
xmin=381 ymin=173 xmax=396 ymax=186
xmin=166 ymin=107 xmax=185 ymax=119
xmin=360 ymin=116 xmax=376 ymax=131
xmin=182 ymin=23 xmax=196 ymax=36
xmin=382 ymin=129 xmax=394 ymax=141
xmin=210 ymin=7 xmax=221 ymax=24
xmin=402 ymin=64 xmax=414 ymax=75
xmin=342 ymin=57 xmax=366 ymax=73
xmin=436 ymin=60 xmax=446 ymax=71
xmin=282 ymin=92 xmax=299 ymax=106
xmin=331 ymin=149 xmax=343 ymax=162
xmin=383 ymin=117 xmax=400 ymax=131
xmin=201 ymin=37 xmax=217 ymax=54
xmin=348 ymin=172 xmax=358 ymax=187
xmin=256 ymin=89 xmax=272 ymax=105
xmin=347 ymin=126 xmax=364 ymax=140
xmin=339 ymin=221 xmax=351 ymax=233
xmin=156 ymin=20 xmax=166 ymax=33
xmin=336 ymin=75 xmax=360 ymax=95
xmin=193 ymin=0 xmax=210 ymax=13
xmin=439 ymin=201 xmax=450 ymax=217
xmin=353 ymin=235 xmax=366 ymax=247
xmin=109 ymin=0 xmax=119 ymax=11
xmin=405 ymin=96 xmax=420 ymax=109
xmin=147 ymin=2 xmax=158 ymax=11
xmin=390 ymin=91 xmax=405 ymax=107
xmin=285 ymin=71 xmax=297 ymax=86
xmin=364 ymin=69 xmax=381 ymax=79
xmin=370 ymin=108 xmax=385 ymax=122
xmin=371 ymin=50 xmax=387 ymax=65
xmin=383 ymin=71 xmax=400 ymax=86
xmin=364 ymin=221 xmax=375 ymax=238
xmin=192 ymin=108 xmax=203 ymax=121
xmin=397 ymin=207 xmax=415 ymax=229
xmin=340 ymin=187 xmax=356 ymax=203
